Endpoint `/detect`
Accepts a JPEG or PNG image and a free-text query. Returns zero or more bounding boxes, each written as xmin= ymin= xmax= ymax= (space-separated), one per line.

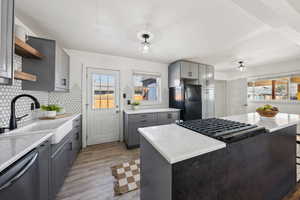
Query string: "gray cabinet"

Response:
xmin=22 ymin=36 xmax=70 ymax=92
xmin=169 ymin=60 xmax=215 ymax=119
xmin=50 ymin=115 xmax=82 ymax=200
xmin=198 ymin=64 xmax=206 ymax=86
xmin=202 ymin=89 xmax=215 ymax=119
xmin=51 ymin=139 xmax=71 ymax=199
xmin=157 ymin=112 xmax=180 ymax=125
xmin=180 ymin=61 xmax=199 ymax=79
xmin=0 ymin=0 xmax=14 ymax=84
xmin=169 ymin=61 xmax=199 ymax=87
xmin=205 ymin=65 xmax=214 ymax=89
xmin=124 ymin=111 xmax=180 ymax=148
xmin=38 ymin=140 xmax=51 ymax=200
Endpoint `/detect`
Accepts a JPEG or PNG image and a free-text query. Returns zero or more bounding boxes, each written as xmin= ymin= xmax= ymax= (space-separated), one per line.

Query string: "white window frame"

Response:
xmin=132 ymin=71 xmax=162 ymax=105
xmin=247 ymin=73 xmax=300 ymax=104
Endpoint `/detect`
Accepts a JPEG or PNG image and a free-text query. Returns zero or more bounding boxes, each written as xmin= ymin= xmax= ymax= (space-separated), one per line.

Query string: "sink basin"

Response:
xmin=0 ymin=116 xmax=76 ymax=144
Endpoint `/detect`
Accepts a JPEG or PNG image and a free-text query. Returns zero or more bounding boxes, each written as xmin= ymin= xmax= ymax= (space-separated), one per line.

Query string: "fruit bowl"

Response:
xmin=256 ymin=104 xmax=279 ymax=118
xmin=256 ymin=109 xmax=279 ymax=118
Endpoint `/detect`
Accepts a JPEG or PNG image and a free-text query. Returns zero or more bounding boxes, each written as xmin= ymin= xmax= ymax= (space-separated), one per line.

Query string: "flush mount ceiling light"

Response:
xmin=137 ymin=31 xmax=154 ymax=54
xmin=237 ymin=61 xmax=246 ymax=72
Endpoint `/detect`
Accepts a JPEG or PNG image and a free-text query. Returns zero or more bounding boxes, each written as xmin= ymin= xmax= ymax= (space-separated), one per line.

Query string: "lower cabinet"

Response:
xmin=51 ymin=139 xmax=72 ymax=199
xmin=50 ymin=115 xmax=82 ymax=200
xmin=38 ymin=140 xmax=51 ymax=200
xmin=124 ymin=111 xmax=180 ymax=148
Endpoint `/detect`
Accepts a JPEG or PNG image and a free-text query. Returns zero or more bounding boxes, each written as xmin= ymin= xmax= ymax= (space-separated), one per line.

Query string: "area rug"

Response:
xmin=111 ymin=159 xmax=140 ymax=195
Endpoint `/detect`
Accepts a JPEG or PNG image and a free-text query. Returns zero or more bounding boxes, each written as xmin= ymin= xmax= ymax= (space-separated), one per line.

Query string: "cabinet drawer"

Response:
xmin=128 ymin=113 xmax=157 ymax=124
xmin=158 ymin=112 xmax=179 ymax=125
xmin=73 ymin=116 xmax=81 ymax=128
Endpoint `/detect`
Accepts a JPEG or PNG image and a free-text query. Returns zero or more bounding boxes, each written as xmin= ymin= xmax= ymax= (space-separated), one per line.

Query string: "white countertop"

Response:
xmin=0 ymin=113 xmax=81 ymax=172
xmin=0 ymin=132 xmax=53 ymax=172
xmin=124 ymin=108 xmax=180 ymax=115
xmin=223 ymin=113 xmax=300 ymax=133
xmin=139 ymin=124 xmax=226 ymax=164
xmin=139 ymin=112 xmax=300 ymax=164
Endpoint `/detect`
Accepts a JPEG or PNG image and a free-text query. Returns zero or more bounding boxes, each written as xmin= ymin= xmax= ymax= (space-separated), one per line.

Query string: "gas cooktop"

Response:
xmin=177 ymin=118 xmax=265 ymax=143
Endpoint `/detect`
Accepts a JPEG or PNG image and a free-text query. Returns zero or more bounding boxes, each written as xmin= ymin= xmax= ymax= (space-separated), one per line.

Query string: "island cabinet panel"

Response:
xmin=124 ymin=111 xmax=180 ymax=149
xmin=140 ymin=125 xmax=296 ymax=200
xmin=140 ymin=136 xmax=172 ymax=200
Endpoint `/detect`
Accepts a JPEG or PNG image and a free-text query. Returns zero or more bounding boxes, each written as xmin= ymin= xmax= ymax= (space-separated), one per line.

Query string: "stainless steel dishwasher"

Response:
xmin=0 ymin=150 xmax=39 ymax=200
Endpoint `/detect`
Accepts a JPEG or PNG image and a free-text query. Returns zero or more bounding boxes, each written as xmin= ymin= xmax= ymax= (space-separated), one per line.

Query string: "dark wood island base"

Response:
xmin=141 ymin=125 xmax=297 ymax=200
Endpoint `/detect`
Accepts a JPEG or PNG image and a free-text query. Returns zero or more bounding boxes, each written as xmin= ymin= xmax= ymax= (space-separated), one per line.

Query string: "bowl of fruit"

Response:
xmin=256 ymin=104 xmax=279 ymax=118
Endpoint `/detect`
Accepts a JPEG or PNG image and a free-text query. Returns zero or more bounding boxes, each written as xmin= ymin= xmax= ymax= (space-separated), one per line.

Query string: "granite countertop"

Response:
xmin=0 ymin=132 xmax=53 ymax=172
xmin=138 ymin=124 xmax=226 ymax=164
xmin=124 ymin=108 xmax=181 ymax=115
xmin=223 ymin=113 xmax=300 ymax=133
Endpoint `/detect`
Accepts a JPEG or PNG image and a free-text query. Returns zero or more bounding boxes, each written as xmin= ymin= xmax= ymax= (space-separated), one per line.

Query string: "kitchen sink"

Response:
xmin=0 ymin=116 xmax=76 ymax=144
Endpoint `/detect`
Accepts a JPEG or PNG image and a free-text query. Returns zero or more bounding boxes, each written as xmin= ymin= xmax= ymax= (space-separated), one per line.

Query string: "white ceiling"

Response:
xmin=15 ymin=0 xmax=300 ymax=71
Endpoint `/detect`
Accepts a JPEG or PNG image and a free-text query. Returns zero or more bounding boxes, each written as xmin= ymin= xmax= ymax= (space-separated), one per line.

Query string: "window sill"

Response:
xmin=248 ymin=100 xmax=300 ymax=105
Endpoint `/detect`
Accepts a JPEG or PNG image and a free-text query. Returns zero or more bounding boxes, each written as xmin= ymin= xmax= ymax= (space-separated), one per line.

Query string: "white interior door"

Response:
xmin=86 ymin=68 xmax=120 ymax=145
xmin=227 ymin=78 xmax=248 ymax=115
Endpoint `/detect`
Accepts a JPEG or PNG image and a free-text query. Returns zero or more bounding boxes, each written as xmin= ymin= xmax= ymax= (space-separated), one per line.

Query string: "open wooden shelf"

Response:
xmin=15 ymin=37 xmax=44 ymax=59
xmin=14 ymin=71 xmax=37 ymax=82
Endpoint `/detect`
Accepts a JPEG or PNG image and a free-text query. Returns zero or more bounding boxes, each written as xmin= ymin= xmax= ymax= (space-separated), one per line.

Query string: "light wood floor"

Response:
xmin=56 ymin=142 xmax=139 ymax=200
xmin=56 ymin=142 xmax=300 ymax=200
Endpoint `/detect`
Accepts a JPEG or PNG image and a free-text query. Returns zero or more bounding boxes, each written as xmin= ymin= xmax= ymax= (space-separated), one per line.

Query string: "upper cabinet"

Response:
xmin=0 ymin=0 xmax=14 ymax=84
xmin=180 ymin=61 xmax=199 ymax=79
xmin=205 ymin=65 xmax=214 ymax=89
xmin=169 ymin=60 xmax=215 ymax=89
xmin=169 ymin=61 xmax=199 ymax=87
xmin=22 ymin=36 xmax=70 ymax=92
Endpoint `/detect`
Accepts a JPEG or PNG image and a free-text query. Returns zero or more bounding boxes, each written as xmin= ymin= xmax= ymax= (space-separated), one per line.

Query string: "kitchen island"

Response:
xmin=139 ymin=113 xmax=300 ymax=200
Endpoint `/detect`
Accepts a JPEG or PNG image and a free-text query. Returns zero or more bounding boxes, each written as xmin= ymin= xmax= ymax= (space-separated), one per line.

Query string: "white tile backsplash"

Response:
xmin=0 ymin=55 xmax=48 ymax=127
xmin=0 ymin=55 xmax=82 ymax=128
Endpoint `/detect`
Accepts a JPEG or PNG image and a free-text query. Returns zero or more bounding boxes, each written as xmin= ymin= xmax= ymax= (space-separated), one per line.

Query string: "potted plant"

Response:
xmin=41 ymin=104 xmax=62 ymax=118
xmin=131 ymin=101 xmax=140 ymax=110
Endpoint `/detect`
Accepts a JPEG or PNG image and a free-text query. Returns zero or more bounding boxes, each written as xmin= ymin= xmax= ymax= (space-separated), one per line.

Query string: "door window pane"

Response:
xmin=92 ymin=73 xmax=115 ymax=109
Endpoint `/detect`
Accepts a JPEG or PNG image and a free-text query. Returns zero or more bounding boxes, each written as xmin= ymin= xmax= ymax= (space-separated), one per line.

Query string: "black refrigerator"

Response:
xmin=169 ymin=84 xmax=202 ymax=121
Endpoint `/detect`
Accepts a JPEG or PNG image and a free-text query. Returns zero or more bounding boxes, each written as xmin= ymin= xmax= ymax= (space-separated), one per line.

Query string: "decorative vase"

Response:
xmin=45 ymin=111 xmax=56 ymax=118
xmin=132 ymin=105 xmax=139 ymax=110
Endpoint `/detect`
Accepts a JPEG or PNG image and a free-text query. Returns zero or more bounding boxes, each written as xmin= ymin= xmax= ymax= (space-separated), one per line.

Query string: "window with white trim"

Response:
xmin=247 ymin=75 xmax=300 ymax=101
xmin=133 ymin=72 xmax=161 ymax=104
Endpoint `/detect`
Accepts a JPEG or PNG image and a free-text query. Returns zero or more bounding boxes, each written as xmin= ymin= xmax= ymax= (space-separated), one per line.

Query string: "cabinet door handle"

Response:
xmin=62 ymin=78 xmax=67 ymax=86
xmin=188 ymin=72 xmax=192 ymax=77
xmin=140 ymin=120 xmax=147 ymax=123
